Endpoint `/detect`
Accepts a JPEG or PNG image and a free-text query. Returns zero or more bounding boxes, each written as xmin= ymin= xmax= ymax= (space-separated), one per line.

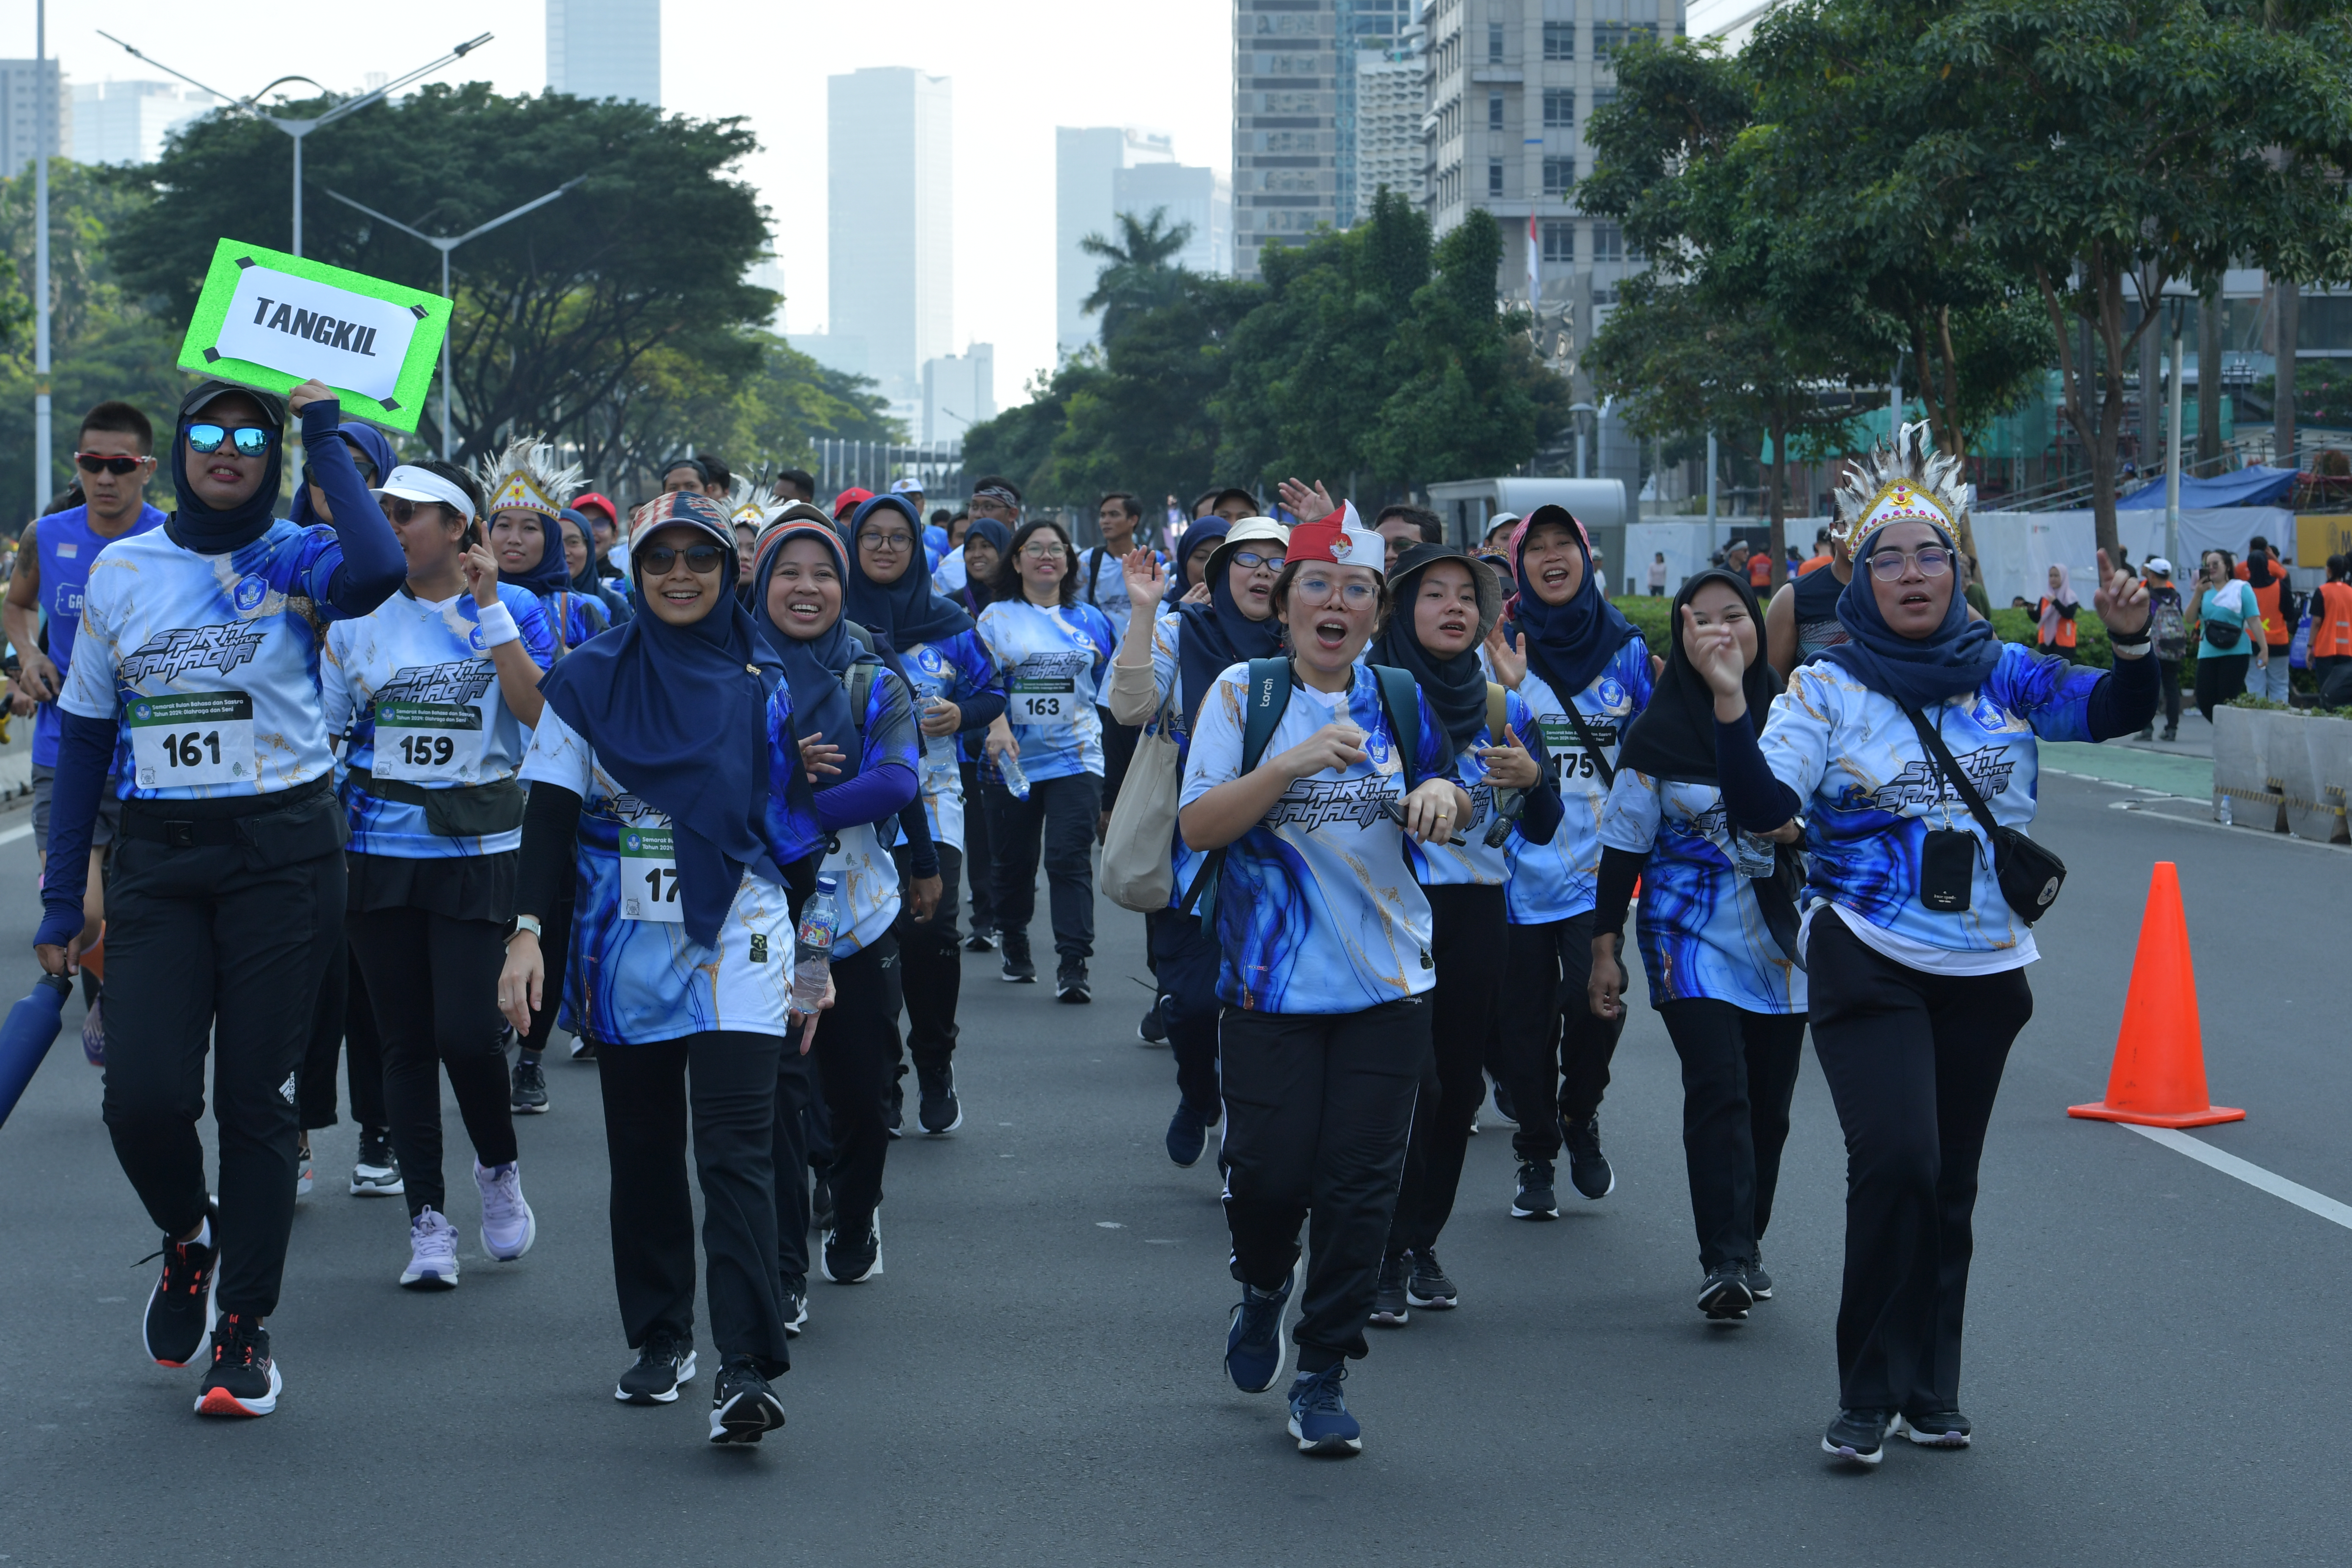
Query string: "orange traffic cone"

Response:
xmin=2068 ymin=862 xmax=2243 ymax=1128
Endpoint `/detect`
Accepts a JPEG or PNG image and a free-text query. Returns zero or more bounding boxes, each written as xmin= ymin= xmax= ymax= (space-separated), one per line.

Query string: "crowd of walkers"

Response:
xmin=24 ymin=392 xmax=2158 ymax=1464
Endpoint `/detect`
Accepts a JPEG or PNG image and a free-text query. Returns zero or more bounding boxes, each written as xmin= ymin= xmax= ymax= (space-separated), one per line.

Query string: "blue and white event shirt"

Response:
xmin=1179 ymin=662 xmax=1451 ymax=1014
xmin=62 ymin=520 xmax=368 ymax=801
xmin=889 ymin=628 xmax=1002 ymax=855
xmin=32 ymin=501 xmax=167 ymax=766
xmin=977 ymin=599 xmax=1114 ymax=783
xmin=1757 ymin=641 xmax=2102 ymax=973
xmin=519 ymin=707 xmax=792 ymax=1045
xmin=1407 ymin=686 xmax=1548 ymax=889
xmin=1598 ymin=770 xmax=1806 ymax=1014
xmin=1492 ymin=637 xmax=1655 ymax=923
xmin=795 ymin=662 xmax=922 ymax=960
xmin=321 ymin=584 xmax=557 ymax=858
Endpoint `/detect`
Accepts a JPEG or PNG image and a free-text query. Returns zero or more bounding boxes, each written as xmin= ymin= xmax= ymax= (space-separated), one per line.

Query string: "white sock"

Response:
xmin=189 ymin=1216 xmax=212 ymax=1250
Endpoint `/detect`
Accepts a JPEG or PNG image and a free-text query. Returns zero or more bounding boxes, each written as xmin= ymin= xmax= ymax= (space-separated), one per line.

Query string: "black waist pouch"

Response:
xmin=350 ymin=766 xmax=528 ymax=840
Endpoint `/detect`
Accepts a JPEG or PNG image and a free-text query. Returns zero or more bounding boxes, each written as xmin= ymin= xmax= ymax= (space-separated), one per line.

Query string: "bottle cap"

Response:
xmin=817 ymin=876 xmax=838 ymax=894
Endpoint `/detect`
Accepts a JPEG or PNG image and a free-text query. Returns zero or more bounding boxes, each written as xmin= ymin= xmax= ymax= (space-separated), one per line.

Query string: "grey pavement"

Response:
xmin=3 ymin=768 xmax=2349 ymax=1566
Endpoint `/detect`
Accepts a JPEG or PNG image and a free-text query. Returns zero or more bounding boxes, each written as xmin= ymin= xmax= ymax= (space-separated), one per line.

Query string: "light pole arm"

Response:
xmin=92 ymin=30 xmax=244 ymax=105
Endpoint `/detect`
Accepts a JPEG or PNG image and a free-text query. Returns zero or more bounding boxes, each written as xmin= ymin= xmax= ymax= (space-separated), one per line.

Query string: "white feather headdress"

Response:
xmin=1829 ymin=419 xmax=1966 ymax=553
xmin=724 ymin=473 xmax=787 ymax=533
xmin=473 ymin=438 xmax=583 ymax=520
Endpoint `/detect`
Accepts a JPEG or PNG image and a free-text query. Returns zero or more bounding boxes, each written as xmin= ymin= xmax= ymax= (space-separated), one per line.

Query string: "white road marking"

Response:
xmin=0 ymin=823 xmax=30 ymax=846
xmin=2123 ymin=1124 xmax=2352 ymax=1232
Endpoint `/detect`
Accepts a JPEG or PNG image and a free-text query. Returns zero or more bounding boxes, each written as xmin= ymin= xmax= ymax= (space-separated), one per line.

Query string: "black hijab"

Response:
xmin=751 ymin=520 xmax=863 ymax=786
xmin=170 ymin=380 xmax=289 ymax=554
xmin=844 ymin=493 xmax=974 ymax=650
xmin=1510 ymin=505 xmax=1641 ymax=700
xmin=958 ymin=517 xmax=1013 ymax=618
xmin=1372 ymin=544 xmax=1500 ymax=749
xmin=1174 ymin=539 xmax=1284 ymax=732
xmin=1618 ymin=568 xmax=1779 ymax=784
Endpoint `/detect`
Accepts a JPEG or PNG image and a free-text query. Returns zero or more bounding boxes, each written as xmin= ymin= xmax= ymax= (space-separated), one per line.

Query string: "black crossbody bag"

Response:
xmin=1897 ymin=702 xmax=2066 ymax=925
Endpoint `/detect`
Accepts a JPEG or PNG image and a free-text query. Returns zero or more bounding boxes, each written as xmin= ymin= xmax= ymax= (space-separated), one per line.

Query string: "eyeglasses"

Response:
xmin=1230 ymin=550 xmax=1279 ymax=572
xmin=1865 ymin=547 xmax=1952 ymax=581
xmin=862 ymin=531 xmax=916 ymax=553
xmin=185 ymin=423 xmax=274 ymax=458
xmin=642 ymin=542 xmax=726 ymax=575
xmin=75 ymin=452 xmax=152 ymax=475
xmin=382 ymin=497 xmax=456 ymax=526
xmin=1291 ymin=573 xmax=1378 ymax=609
xmin=1021 ymin=542 xmax=1067 ymax=560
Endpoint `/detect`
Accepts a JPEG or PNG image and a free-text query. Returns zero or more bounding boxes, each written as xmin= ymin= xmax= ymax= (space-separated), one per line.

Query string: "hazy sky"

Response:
xmin=45 ymin=0 xmax=1236 ymax=411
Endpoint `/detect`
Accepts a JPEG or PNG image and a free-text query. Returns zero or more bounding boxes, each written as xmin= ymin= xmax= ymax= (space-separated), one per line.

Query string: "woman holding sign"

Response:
xmin=498 ymin=490 xmax=801 ymax=1445
xmin=35 ymin=377 xmax=407 ymax=1420
xmin=975 ymin=519 xmax=1115 ymax=999
xmin=322 ymin=458 xmax=557 ymax=1291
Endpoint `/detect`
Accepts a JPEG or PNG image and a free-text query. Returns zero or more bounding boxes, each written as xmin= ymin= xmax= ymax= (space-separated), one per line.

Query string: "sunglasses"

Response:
xmin=383 ymin=496 xmax=460 ymax=526
xmin=642 ymin=542 xmax=726 ymax=575
xmin=185 ymin=423 xmax=275 ymax=458
xmin=75 ymin=452 xmax=153 ymax=475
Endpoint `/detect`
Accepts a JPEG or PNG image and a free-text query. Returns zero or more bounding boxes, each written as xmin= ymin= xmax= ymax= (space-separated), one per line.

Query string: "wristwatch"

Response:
xmin=507 ymin=914 xmax=544 ymax=944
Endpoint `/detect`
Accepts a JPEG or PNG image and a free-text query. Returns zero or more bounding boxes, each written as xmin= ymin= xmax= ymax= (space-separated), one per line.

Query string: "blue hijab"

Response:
xmin=490 ymin=505 xmax=575 ymax=598
xmin=1511 ymin=504 xmax=1641 ymax=700
xmin=844 ymin=493 xmax=973 ymax=651
xmin=172 ymin=380 xmax=290 ymax=554
xmin=288 ymin=420 xmax=395 ymax=530
xmin=959 ymin=516 xmax=1013 ymax=617
xmin=754 ymin=520 xmax=863 ymax=786
xmin=1166 ymin=517 xmax=1232 ymax=611
xmin=1824 ymin=519 xmax=2000 ymax=709
xmin=538 ymin=492 xmax=784 ymax=946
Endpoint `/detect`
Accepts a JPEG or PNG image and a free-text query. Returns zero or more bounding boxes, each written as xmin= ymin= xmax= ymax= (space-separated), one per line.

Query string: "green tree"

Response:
xmin=960 ymin=360 xmax=1111 ymax=506
xmin=584 ymin=333 xmax=901 ymax=485
xmin=1078 ymin=208 xmax=1196 ymax=350
xmin=1045 ymin=271 xmax=1258 ymax=509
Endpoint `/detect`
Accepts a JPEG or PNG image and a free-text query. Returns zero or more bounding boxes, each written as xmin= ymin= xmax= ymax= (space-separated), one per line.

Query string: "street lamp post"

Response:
xmin=325 ymin=180 xmax=587 ymax=460
xmin=33 ymin=0 xmax=51 ymax=512
xmin=93 ymin=31 xmax=492 ymax=258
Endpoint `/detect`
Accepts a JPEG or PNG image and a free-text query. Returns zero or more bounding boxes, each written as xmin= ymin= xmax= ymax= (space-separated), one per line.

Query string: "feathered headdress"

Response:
xmin=724 ymin=472 xmax=787 ymax=535
xmin=473 ymin=438 xmax=583 ymax=521
xmin=1828 ymin=419 xmax=1967 ymax=553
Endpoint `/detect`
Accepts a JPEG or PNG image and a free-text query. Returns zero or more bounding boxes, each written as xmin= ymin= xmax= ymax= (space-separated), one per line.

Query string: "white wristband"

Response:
xmin=474 ymin=600 xmax=520 ymax=648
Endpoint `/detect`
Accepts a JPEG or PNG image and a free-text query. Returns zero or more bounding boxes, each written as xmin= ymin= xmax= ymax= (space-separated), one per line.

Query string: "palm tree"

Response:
xmin=1078 ymin=208 xmax=1195 ymax=349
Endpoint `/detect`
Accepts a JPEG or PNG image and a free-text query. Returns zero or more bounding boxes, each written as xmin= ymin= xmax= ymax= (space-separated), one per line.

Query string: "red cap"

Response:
xmin=573 ymin=492 xmax=618 ymax=524
xmin=833 ymin=487 xmax=875 ymax=520
xmin=1282 ymin=502 xmax=1386 ymax=577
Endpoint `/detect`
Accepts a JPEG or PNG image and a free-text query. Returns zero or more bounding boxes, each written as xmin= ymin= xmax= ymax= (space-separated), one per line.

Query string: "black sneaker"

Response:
xmin=615 ymin=1331 xmax=697 ymax=1404
xmin=350 ymin=1130 xmax=403 ymax=1196
xmin=2137 ymin=725 xmax=2154 ymax=741
xmin=1823 ymin=1408 xmax=1894 ymax=1466
xmin=999 ymin=932 xmax=1036 ymax=983
xmin=810 ymin=1173 xmax=834 ymax=1234
xmin=1056 ymin=958 xmax=1091 ymax=1003
xmin=1369 ymin=1254 xmax=1410 ymax=1327
xmin=569 ymin=1036 xmax=598 ymax=1062
xmin=1165 ymin=1100 xmax=1208 ymax=1168
xmin=917 ymin=1062 xmax=962 ymax=1134
xmin=709 ymin=1355 xmax=787 ymax=1445
xmin=141 ymin=1210 xmax=219 ymax=1367
xmin=781 ymin=1280 xmax=808 ymax=1338
xmin=1406 ymin=1247 xmax=1458 ymax=1309
xmin=1511 ymin=1159 xmax=1559 ymax=1220
xmin=2161 ymin=726 xmax=2178 ymax=742
xmin=1744 ymin=1252 xmax=1774 ymax=1301
xmin=195 ymin=1313 xmax=280 ymax=1417
xmin=1697 ymin=1263 xmax=1754 ymax=1320
xmin=1138 ymin=999 xmax=1167 ymax=1043
xmin=821 ymin=1212 xmax=882 ymax=1284
xmin=1891 ymin=1409 xmax=1972 ymax=1448
xmin=964 ymin=926 xmax=997 ymax=953
xmin=1561 ymin=1113 xmax=1616 ymax=1199
xmin=510 ymin=1058 xmax=550 ymax=1115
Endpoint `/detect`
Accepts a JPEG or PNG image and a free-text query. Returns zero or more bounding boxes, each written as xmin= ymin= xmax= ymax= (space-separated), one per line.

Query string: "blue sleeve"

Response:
xmin=34 ymin=711 xmax=116 ymax=948
xmin=1411 ymin=691 xmax=1451 ymax=783
xmin=1715 ymin=715 xmax=1805 ymax=832
xmin=952 ymin=630 xmax=1008 ymax=732
xmin=814 ymin=668 xmax=920 ymax=832
xmin=897 ymin=795 xmax=938 ymax=878
xmin=1510 ymin=690 xmax=1564 ymax=845
xmin=2082 ymin=651 xmax=2160 ymax=741
xmin=508 ymin=587 xmax=558 ymax=672
xmin=297 ymin=402 xmax=405 ymax=619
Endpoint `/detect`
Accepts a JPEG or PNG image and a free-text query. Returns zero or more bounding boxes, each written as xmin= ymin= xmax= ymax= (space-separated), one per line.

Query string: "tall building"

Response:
xmin=71 ymin=81 xmax=214 ymax=166
xmin=1115 ymin=163 xmax=1233 ymax=280
xmin=829 ymin=68 xmax=953 ymax=406
xmin=1056 ymin=127 xmax=1176 ymax=358
xmin=0 ymin=58 xmax=69 ymax=178
xmin=922 ymin=345 xmax=996 ymax=444
xmin=1354 ymin=48 xmax=1427 ymax=215
xmin=546 ymin=0 xmax=662 ymax=106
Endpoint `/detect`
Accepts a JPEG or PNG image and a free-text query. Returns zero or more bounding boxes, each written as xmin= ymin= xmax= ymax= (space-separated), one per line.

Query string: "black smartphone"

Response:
xmin=1382 ymin=797 xmax=1465 ymax=846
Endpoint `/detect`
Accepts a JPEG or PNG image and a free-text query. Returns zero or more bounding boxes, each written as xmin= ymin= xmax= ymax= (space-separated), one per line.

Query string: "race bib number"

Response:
xmin=127 ymin=691 xmax=256 ymax=789
xmin=372 ymin=700 xmax=485 ymax=783
xmin=619 ymin=825 xmax=683 ymax=923
xmin=1540 ymin=715 xmax=1617 ymax=780
xmin=1013 ymin=673 xmax=1076 ymax=724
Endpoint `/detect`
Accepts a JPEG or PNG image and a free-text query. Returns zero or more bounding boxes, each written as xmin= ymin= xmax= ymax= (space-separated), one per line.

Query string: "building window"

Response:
xmin=1489 ymin=92 xmax=1505 ymax=129
xmin=1543 ymin=21 xmax=1574 ymax=59
xmin=1543 ymin=90 xmax=1572 ymax=128
xmin=1588 ymin=86 xmax=1618 ymax=115
xmin=1593 ymin=22 xmax=1656 ymax=58
xmin=1488 ymin=22 xmax=1505 ymax=61
xmin=1592 ymin=221 xmax=1626 ymax=264
xmin=1489 ymin=160 xmax=1505 ymax=196
xmin=1543 ymin=156 xmax=1576 ymax=196
xmin=1542 ymin=219 xmax=1575 ymax=262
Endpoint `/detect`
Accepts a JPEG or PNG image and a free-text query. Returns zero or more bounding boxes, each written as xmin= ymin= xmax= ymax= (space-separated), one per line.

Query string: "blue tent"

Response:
xmin=2117 ymin=466 xmax=2297 ymax=509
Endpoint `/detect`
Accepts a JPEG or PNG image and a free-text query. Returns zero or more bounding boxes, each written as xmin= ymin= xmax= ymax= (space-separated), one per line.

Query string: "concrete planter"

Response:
xmin=2210 ymin=706 xmax=2283 ymax=830
xmin=2297 ymin=712 xmax=2352 ymax=844
xmin=2212 ymin=706 xmax=2352 ymax=841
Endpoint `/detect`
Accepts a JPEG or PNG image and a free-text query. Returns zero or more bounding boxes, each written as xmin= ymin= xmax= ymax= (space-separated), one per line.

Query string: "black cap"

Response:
xmin=180 ymin=378 xmax=287 ymax=430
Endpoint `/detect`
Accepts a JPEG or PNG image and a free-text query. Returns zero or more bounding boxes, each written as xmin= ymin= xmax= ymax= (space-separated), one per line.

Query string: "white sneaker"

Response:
xmin=475 ymin=1159 xmax=537 ymax=1261
xmin=401 ymin=1207 xmax=460 ymax=1289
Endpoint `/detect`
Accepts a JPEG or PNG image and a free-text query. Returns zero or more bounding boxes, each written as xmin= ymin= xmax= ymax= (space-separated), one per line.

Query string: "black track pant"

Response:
xmin=1098 ymin=706 xmax=1139 ymax=813
xmin=891 ymin=842 xmax=961 ymax=1078
xmin=2152 ymin=659 xmax=2183 ymax=732
xmin=1389 ymin=884 xmax=1508 ymax=1258
xmin=1807 ymin=911 xmax=2032 ymax=1416
xmin=1221 ymin=996 xmax=1430 ymax=1372
xmin=299 ymin=938 xmax=386 ymax=1134
xmin=984 ymin=771 xmax=1101 ymax=959
xmin=1495 ymin=910 xmax=1625 ymax=1161
xmin=1149 ymin=906 xmax=1223 ymax=1120
xmin=519 ymin=888 xmax=574 ymax=1058
xmin=102 ymin=833 xmax=344 ymax=1319
xmin=1657 ymin=999 xmax=1806 ymax=1274
xmin=599 ymin=1031 xmax=791 ymax=1376
xmin=348 ymin=905 xmax=518 ymax=1221
xmin=958 ymin=761 xmax=997 ymax=935
xmin=2194 ymin=651 xmax=2249 ymax=723
xmin=775 ymin=935 xmax=901 ymax=1267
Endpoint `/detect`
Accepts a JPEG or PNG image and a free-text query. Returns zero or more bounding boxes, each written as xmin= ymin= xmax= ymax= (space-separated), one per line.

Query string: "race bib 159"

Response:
xmin=128 ymin=691 xmax=256 ymax=789
xmin=373 ymin=699 xmax=485 ymax=783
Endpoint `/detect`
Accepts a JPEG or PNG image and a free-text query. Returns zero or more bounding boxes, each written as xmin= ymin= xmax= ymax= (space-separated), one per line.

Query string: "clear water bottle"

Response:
xmin=997 ymin=747 xmax=1032 ymax=800
xmin=0 ymin=973 xmax=71 ymax=1130
xmin=1733 ymin=830 xmax=1777 ymax=879
xmin=792 ymin=876 xmax=840 ymax=1014
xmin=2214 ymin=792 xmax=2233 ymax=826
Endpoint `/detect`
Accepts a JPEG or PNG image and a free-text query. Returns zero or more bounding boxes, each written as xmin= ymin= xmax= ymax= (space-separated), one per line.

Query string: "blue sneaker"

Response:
xmin=1225 ymin=1260 xmax=1299 ymax=1394
xmin=1166 ymin=1101 xmax=1207 ymax=1168
xmin=1286 ymin=1364 xmax=1362 ymax=1455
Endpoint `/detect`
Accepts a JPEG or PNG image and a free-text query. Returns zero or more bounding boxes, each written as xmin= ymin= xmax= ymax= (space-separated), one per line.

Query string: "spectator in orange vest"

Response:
xmin=2037 ymin=564 xmax=2081 ymax=660
xmin=2310 ymin=554 xmax=2352 ymax=705
xmin=2241 ymin=544 xmax=2296 ymax=702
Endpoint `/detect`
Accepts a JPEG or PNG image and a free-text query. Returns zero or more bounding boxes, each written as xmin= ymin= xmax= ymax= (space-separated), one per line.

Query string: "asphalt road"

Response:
xmin=2 ymin=768 xmax=2348 ymax=1567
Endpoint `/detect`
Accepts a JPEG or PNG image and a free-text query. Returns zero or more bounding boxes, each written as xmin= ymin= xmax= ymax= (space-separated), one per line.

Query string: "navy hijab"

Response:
xmin=171 ymin=381 xmax=290 ymax=554
xmin=489 ymin=504 xmax=575 ymax=598
xmin=1372 ymin=545 xmax=1499 ymax=749
xmin=1174 ymin=533 xmax=1283 ymax=732
xmin=538 ymin=492 xmax=784 ymax=947
xmin=844 ymin=493 xmax=973 ymax=651
xmin=288 ymin=420 xmax=395 ymax=531
xmin=958 ymin=517 xmax=1013 ymax=617
xmin=1166 ymin=517 xmax=1233 ymax=610
xmin=1824 ymin=518 xmax=2000 ymax=709
xmin=1510 ymin=504 xmax=1641 ymax=700
xmin=1618 ymin=568 xmax=1780 ymax=784
xmin=753 ymin=520 xmax=863 ymax=786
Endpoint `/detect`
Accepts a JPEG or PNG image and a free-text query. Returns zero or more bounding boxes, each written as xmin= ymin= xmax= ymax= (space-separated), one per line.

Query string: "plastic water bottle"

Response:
xmin=0 ymin=974 xmax=72 ymax=1131
xmin=792 ymin=877 xmax=840 ymax=1014
xmin=997 ymin=748 xmax=1032 ymax=801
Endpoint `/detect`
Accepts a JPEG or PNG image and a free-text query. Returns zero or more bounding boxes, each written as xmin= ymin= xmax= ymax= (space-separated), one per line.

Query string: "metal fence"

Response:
xmin=815 ymin=440 xmax=965 ymax=506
